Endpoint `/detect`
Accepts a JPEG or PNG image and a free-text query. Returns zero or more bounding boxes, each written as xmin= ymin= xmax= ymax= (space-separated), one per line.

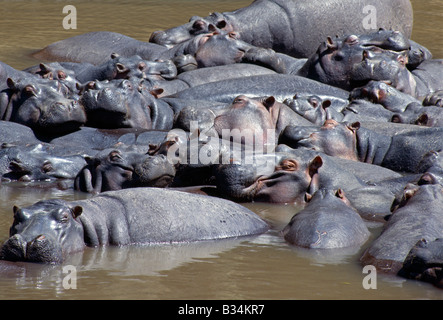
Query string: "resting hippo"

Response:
xmin=281 ymin=120 xmax=443 ymax=172
xmin=149 ymin=0 xmax=413 ymax=58
xmin=74 ymin=148 xmax=176 ymax=194
xmin=360 ymin=184 xmax=443 ymax=274
xmin=0 ymin=187 xmax=269 ymax=263
xmin=212 ymin=95 xmax=312 ymax=149
xmin=282 ymin=189 xmax=370 ymax=249
xmin=0 ymin=76 xmax=86 ymax=136
xmin=168 ymin=74 xmax=349 ymax=103
xmin=80 ymin=78 xmax=173 ymax=130
xmin=399 ymin=238 xmax=443 ymax=288
xmin=0 ymin=143 xmax=87 ymax=182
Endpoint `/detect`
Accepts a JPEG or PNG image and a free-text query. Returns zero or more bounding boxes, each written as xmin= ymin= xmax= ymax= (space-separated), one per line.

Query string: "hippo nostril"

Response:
xmin=1 ymin=234 xmax=26 ymax=261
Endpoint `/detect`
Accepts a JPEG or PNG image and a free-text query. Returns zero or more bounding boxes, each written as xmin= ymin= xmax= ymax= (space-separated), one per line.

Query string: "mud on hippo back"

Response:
xmin=149 ymin=0 xmax=413 ymax=58
xmin=0 ymin=188 xmax=269 ymax=263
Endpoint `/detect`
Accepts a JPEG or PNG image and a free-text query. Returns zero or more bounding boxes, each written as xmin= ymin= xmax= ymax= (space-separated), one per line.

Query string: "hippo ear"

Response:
xmin=6 ymin=78 xmax=17 ymax=90
xmin=150 ymin=88 xmax=164 ymax=98
xmin=110 ymin=52 xmax=120 ymax=59
xmin=308 ymin=156 xmax=323 ymax=195
xmin=263 ymin=96 xmax=276 ymax=110
xmin=335 ymin=189 xmax=345 ymax=199
xmin=70 ymin=206 xmax=83 ymax=219
xmin=347 ymin=122 xmax=360 ymax=132
xmin=115 ymin=63 xmax=128 ymax=74
xmin=415 ymin=113 xmax=428 ymax=126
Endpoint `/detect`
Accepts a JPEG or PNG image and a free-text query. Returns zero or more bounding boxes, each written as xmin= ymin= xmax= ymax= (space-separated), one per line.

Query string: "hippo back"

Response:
xmin=75 ymin=188 xmax=269 ymax=245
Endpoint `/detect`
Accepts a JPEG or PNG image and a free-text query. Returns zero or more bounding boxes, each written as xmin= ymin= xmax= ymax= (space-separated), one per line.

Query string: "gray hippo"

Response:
xmin=280 ymin=119 xmax=443 ymax=173
xmin=149 ymin=0 xmax=413 ymax=58
xmin=0 ymin=187 xmax=269 ymax=263
xmin=399 ymin=238 xmax=443 ymax=289
xmin=74 ymin=148 xmax=176 ymax=194
xmin=282 ymin=188 xmax=370 ymax=249
xmin=0 ymin=76 xmax=86 ymax=136
xmin=360 ymin=184 xmax=443 ymax=274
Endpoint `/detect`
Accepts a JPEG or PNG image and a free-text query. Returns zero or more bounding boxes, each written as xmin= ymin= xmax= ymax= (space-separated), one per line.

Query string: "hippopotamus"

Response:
xmin=49 ymin=126 xmax=168 ymax=152
xmin=399 ymin=238 xmax=443 ymax=288
xmin=360 ymin=184 xmax=443 ymax=274
xmin=79 ymin=78 xmax=173 ymax=130
xmin=149 ymin=0 xmax=413 ymax=59
xmin=74 ymin=148 xmax=176 ymax=194
xmin=0 ymin=143 xmax=87 ymax=183
xmin=280 ymin=120 xmax=443 ymax=172
xmin=211 ymin=95 xmax=312 ymax=150
xmin=212 ymin=148 xmax=382 ymax=204
xmin=0 ymin=187 xmax=269 ymax=263
xmin=32 ymin=31 xmax=172 ymax=66
xmin=50 ymin=54 xmax=177 ymax=84
xmin=168 ymin=74 xmax=349 ymax=103
xmin=0 ymin=121 xmax=41 ymax=145
xmin=349 ymin=80 xmax=421 ymax=113
xmin=23 ymin=62 xmax=80 ymax=97
xmin=283 ymin=94 xmax=348 ymax=125
xmin=0 ymin=76 xmax=86 ymax=136
xmin=282 ymin=188 xmax=370 ymax=249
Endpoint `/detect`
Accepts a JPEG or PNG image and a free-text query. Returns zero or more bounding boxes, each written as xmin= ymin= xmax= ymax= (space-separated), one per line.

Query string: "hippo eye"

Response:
xmin=57 ymin=70 xmax=66 ymax=80
xmin=57 ymin=211 xmax=70 ymax=223
xmin=138 ymin=62 xmax=147 ymax=71
xmin=42 ymin=160 xmax=53 ymax=173
xmin=277 ymin=159 xmax=298 ymax=172
xmin=109 ymin=151 xmax=123 ymax=162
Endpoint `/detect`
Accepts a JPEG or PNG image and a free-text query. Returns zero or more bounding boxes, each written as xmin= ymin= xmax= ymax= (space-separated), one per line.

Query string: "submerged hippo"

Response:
xmin=399 ymin=238 xmax=443 ymax=288
xmin=360 ymin=184 xmax=443 ymax=274
xmin=282 ymin=188 xmax=370 ymax=249
xmin=0 ymin=187 xmax=269 ymax=263
xmin=149 ymin=0 xmax=413 ymax=58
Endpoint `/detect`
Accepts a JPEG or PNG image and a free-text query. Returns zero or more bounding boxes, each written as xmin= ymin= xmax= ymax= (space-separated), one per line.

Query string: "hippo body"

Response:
xmin=150 ymin=0 xmax=413 ymax=59
xmin=0 ymin=187 xmax=269 ymax=263
xmin=282 ymin=189 xmax=370 ymax=249
xmin=168 ymin=74 xmax=349 ymax=103
xmin=32 ymin=31 xmax=169 ymax=66
xmin=399 ymin=238 xmax=443 ymax=288
xmin=360 ymin=184 xmax=443 ymax=274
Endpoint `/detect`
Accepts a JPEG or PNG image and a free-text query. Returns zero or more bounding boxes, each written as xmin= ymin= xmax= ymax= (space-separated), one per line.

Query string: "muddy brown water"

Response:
xmin=1 ymin=0 xmax=443 ymax=300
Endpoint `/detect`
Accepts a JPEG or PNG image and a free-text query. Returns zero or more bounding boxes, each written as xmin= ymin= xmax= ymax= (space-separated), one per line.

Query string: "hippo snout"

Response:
xmin=1 ymin=233 xmax=63 ymax=264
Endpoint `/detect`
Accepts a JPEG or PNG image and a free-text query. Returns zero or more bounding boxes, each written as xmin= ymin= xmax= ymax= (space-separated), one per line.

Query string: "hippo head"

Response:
xmin=215 ymin=153 xmax=323 ymax=204
xmin=283 ymin=120 xmax=360 ymax=161
xmin=4 ymin=78 xmax=86 ymax=134
xmin=1 ymin=144 xmax=86 ymax=182
xmin=0 ymin=200 xmax=84 ymax=264
xmin=74 ymin=148 xmax=176 ymax=194
xmin=149 ymin=13 xmax=231 ymax=47
xmin=80 ymin=79 xmax=154 ymax=129
xmin=400 ymin=238 xmax=443 ymax=288
xmin=350 ymin=49 xmax=416 ymax=95
xmin=299 ymin=30 xmax=413 ymax=91
xmin=213 ymin=95 xmax=279 ymax=150
xmin=34 ymin=62 xmax=80 ymax=96
xmin=284 ymin=95 xmax=331 ymax=125
xmin=105 ymin=54 xmax=177 ymax=81
xmin=299 ymin=34 xmax=366 ymax=89
xmin=193 ymin=31 xmax=252 ymax=68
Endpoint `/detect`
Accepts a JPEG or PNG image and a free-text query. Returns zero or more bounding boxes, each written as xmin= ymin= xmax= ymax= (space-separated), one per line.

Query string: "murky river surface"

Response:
xmin=1 ymin=0 xmax=443 ymax=300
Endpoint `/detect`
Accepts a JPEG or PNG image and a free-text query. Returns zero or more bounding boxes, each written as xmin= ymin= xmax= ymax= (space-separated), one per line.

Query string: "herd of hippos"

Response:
xmin=2 ymin=0 xmax=443 ymax=290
